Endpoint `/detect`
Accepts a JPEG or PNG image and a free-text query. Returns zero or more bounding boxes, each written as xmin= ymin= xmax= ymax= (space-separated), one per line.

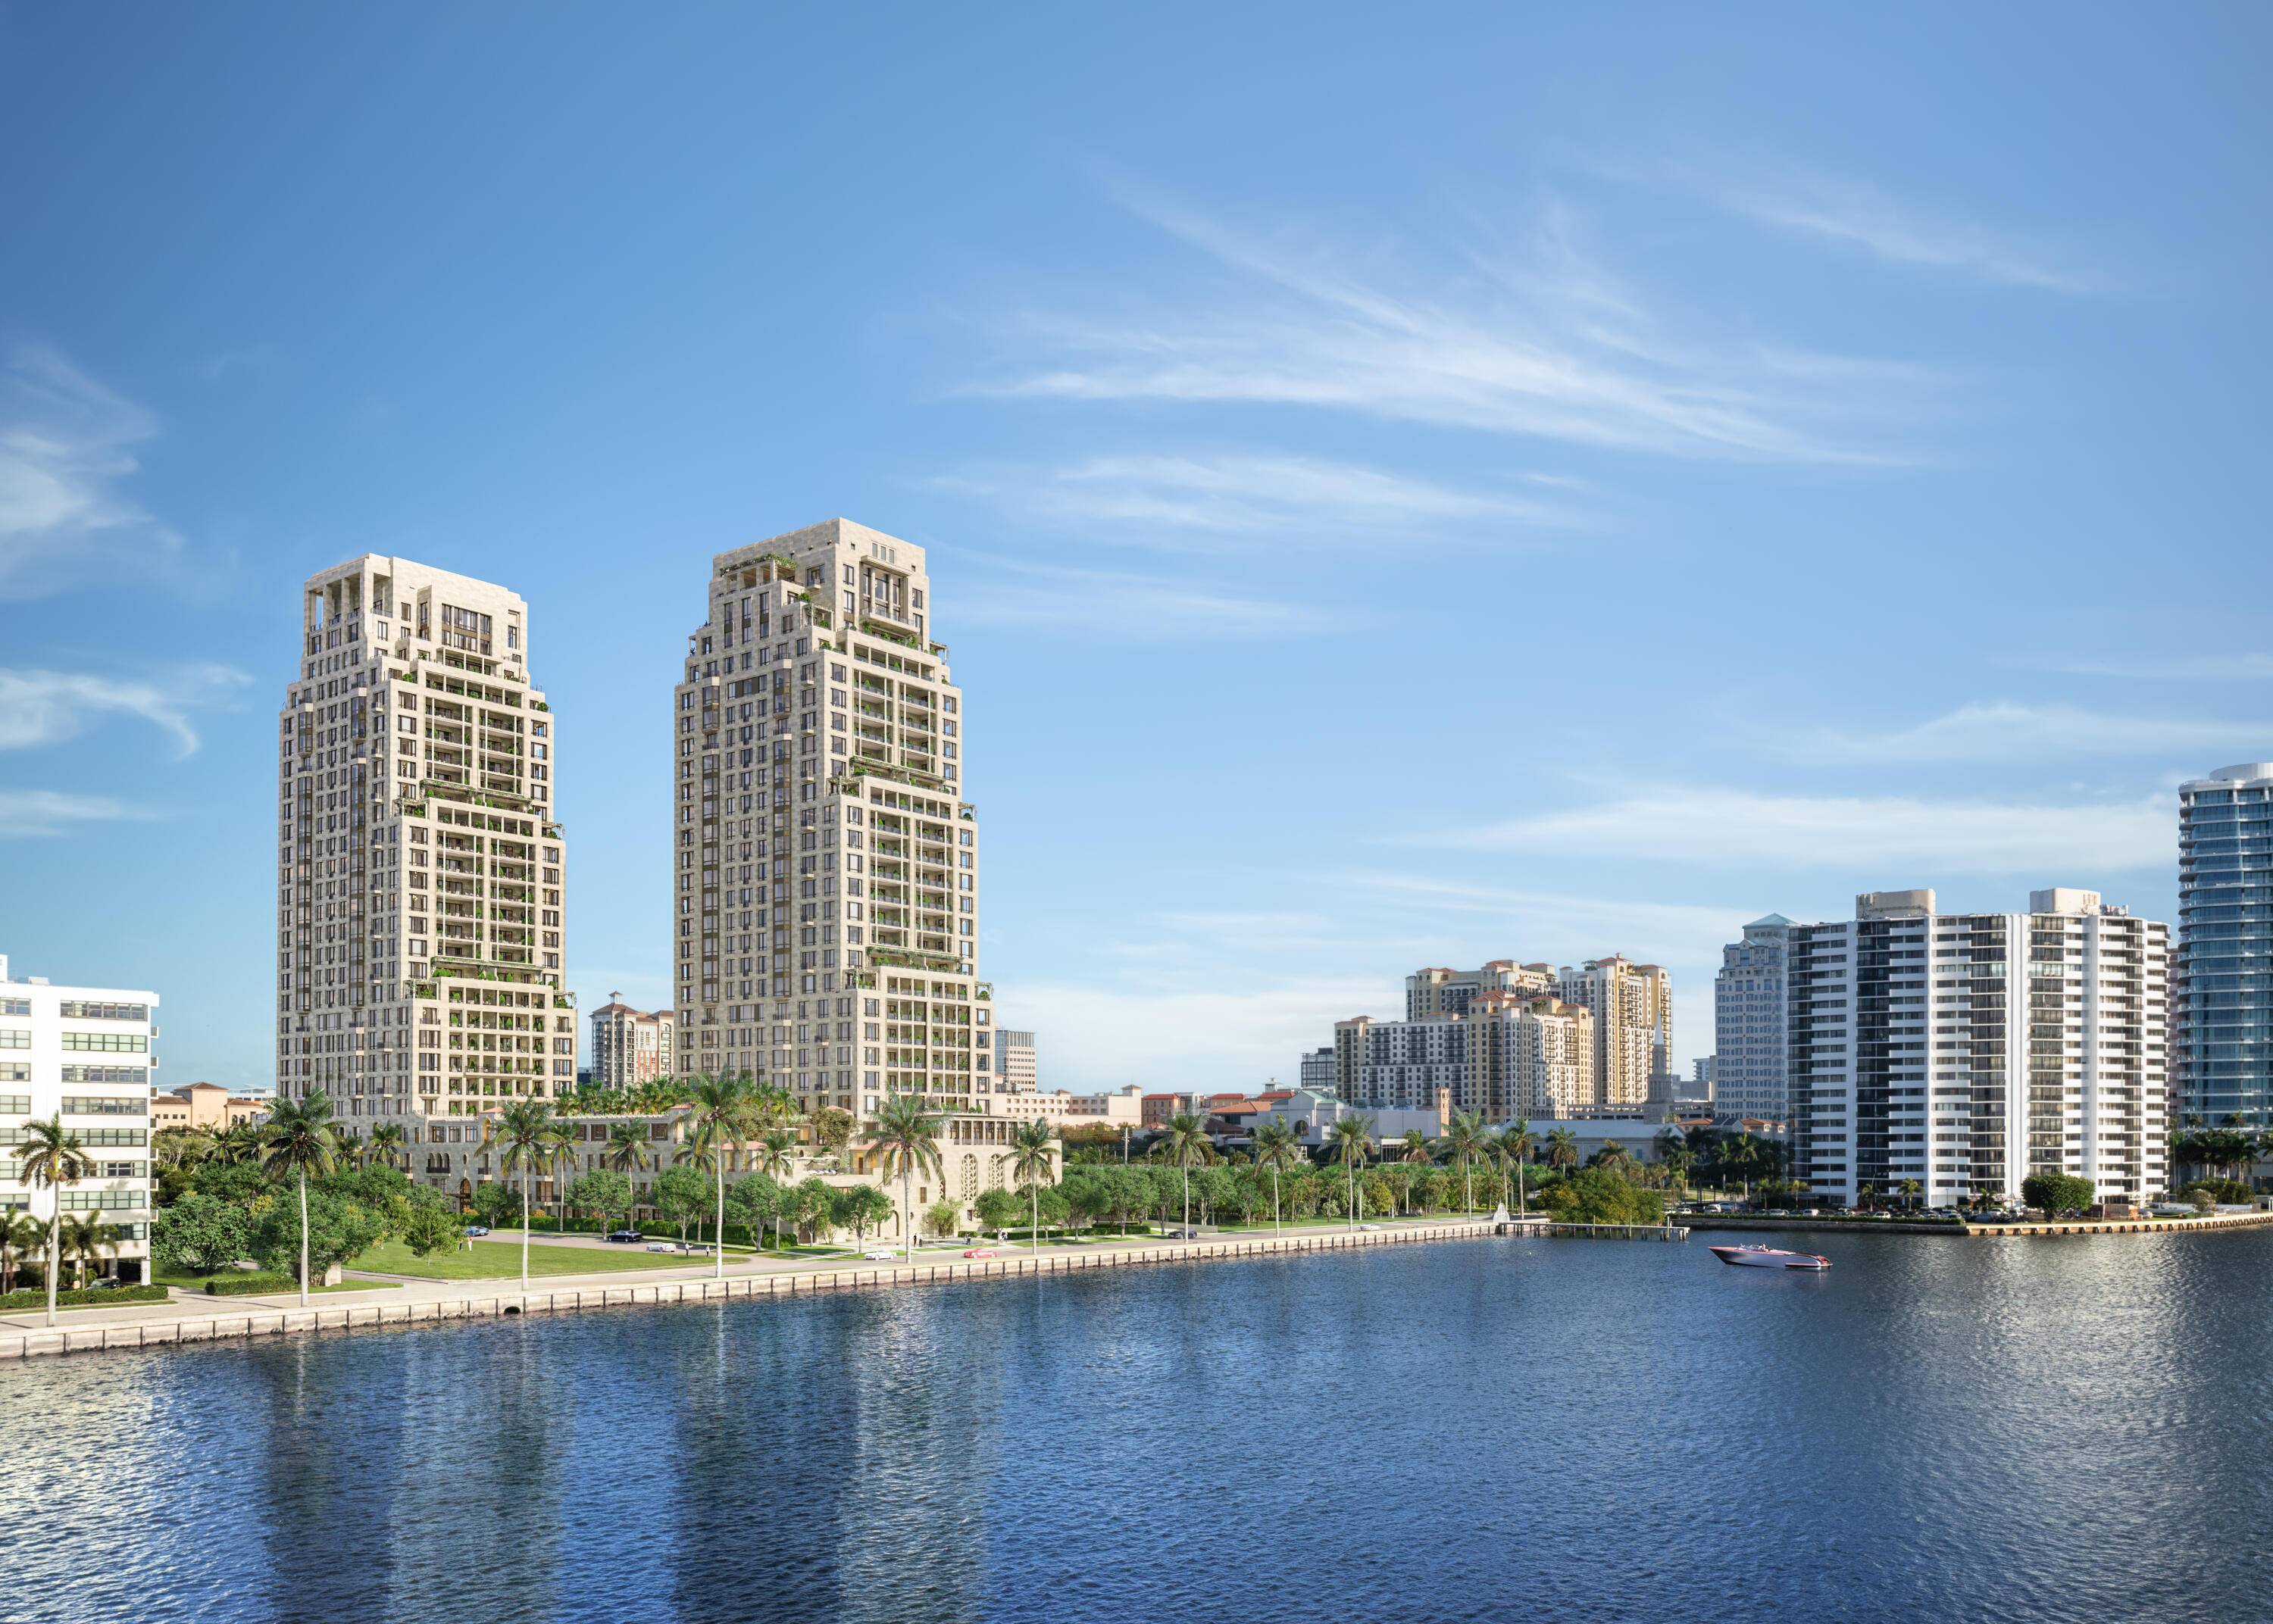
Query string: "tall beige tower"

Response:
xmin=277 ymin=557 xmax=575 ymax=1131
xmin=672 ymin=520 xmax=993 ymax=1120
xmin=1555 ymin=956 xmax=1672 ymax=1108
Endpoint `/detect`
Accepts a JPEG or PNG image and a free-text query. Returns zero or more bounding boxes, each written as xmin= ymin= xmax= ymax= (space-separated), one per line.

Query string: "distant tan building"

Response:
xmin=1555 ymin=956 xmax=1673 ymax=1108
xmin=589 ymin=993 xmax=674 ymax=1088
xmin=149 ymin=1081 xmax=270 ymax=1133
xmin=995 ymin=1085 xmax=1143 ymax=1129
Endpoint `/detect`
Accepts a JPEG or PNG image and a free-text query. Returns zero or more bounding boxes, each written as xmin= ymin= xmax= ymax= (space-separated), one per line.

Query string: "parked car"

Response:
xmin=646 ymin=1242 xmax=676 ymax=1253
xmin=1358 ymin=1223 xmax=1382 ymax=1231
xmin=863 ymin=1248 xmax=898 ymax=1261
xmin=961 ymin=1248 xmax=997 ymax=1259
xmin=463 ymin=1225 xmax=489 ymax=1238
xmin=604 ymin=1229 xmax=642 ymax=1244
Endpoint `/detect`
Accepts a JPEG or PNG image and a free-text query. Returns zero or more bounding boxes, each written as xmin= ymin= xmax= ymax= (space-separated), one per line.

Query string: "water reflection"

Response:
xmin=3 ymin=1233 xmax=2271 ymax=1623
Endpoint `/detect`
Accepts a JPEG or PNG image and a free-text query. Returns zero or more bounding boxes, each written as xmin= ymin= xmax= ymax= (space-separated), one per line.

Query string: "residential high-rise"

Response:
xmin=1333 ymin=993 xmax=1593 ymax=1122
xmin=589 ymin=994 xmax=674 ymax=1088
xmin=1713 ymin=914 xmax=1792 ymax=1121
xmin=276 ymin=557 xmax=576 ymax=1132
xmin=1406 ymin=961 xmax=1555 ymax=1019
xmin=993 ymin=1029 xmax=1036 ymax=1093
xmin=1 ymin=953 xmax=156 ymax=1282
xmin=2178 ymin=763 xmax=2273 ymax=1129
xmin=671 ymin=520 xmax=995 ymax=1123
xmin=1788 ymin=889 xmax=2168 ymax=1209
xmin=1554 ymin=956 xmax=1672 ymax=1107
xmin=1299 ymin=1045 xmax=1334 ymax=1094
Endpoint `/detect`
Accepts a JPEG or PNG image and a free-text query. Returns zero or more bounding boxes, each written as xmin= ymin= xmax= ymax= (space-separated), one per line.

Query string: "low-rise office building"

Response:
xmin=1 ymin=953 xmax=156 ymax=1282
xmin=149 ymin=1081 xmax=270 ymax=1133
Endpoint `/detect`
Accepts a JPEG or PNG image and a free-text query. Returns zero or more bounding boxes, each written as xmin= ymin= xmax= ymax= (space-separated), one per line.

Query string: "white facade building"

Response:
xmin=1788 ymin=889 xmax=2168 ymax=1209
xmin=0 ymin=954 xmax=156 ymax=1282
xmin=1713 ymin=914 xmax=1791 ymax=1122
xmin=671 ymin=520 xmax=993 ymax=1123
xmin=276 ymin=556 xmax=577 ymax=1139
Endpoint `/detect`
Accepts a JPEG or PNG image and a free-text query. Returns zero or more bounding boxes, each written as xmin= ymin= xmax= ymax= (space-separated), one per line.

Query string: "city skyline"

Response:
xmin=4 ymin=7 xmax=2271 ymax=1094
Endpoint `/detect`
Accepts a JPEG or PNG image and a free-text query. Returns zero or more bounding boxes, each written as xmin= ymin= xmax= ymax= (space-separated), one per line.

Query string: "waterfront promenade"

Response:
xmin=0 ymin=1216 xmax=1504 ymax=1361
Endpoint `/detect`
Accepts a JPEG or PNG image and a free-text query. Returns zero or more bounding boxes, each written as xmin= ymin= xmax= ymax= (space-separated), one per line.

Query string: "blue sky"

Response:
xmin=3 ymin=4 xmax=2268 ymax=1092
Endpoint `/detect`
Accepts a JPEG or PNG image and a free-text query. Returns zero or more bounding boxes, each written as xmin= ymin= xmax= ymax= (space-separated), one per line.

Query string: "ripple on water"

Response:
xmin=1 ymin=1231 xmax=2266 ymax=1624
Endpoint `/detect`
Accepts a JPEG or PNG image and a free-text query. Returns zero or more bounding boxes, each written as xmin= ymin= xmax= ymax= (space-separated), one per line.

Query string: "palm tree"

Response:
xmin=1898 ymin=1178 xmax=1924 ymax=1212
xmin=1593 ymin=1140 xmax=1634 ymax=1176
xmin=367 ymin=1121 xmax=406 ymax=1173
xmin=17 ymin=1116 xmax=91 ymax=1326
xmin=0 ymin=1210 xmax=40 ymax=1296
xmin=1327 ymin=1113 xmax=1376 ymax=1231
xmin=683 ymin=1075 xmax=769 ymax=1278
xmin=1498 ymin=1120 xmax=1537 ymax=1216
xmin=335 ymin=1129 xmax=368 ymax=1169
xmin=207 ymin=1121 xmax=256 ymax=1166
xmin=1396 ymin=1130 xmax=1432 ymax=1216
xmin=542 ymin=1116 xmax=578 ymax=1227
xmin=58 ymin=1212 xmax=118 ymax=1288
xmin=1009 ymin=1117 xmax=1057 ymax=1252
xmin=1545 ymin=1128 xmax=1580 ymax=1177
xmin=603 ymin=1120 xmax=655 ymax=1225
xmin=259 ymin=1091 xmax=340 ymax=1308
xmin=749 ymin=1126 xmax=798 ymax=1250
xmin=861 ymin=1095 xmax=946 ymax=1261
xmin=1436 ymin=1109 xmax=1491 ymax=1213
xmin=1252 ymin=1119 xmax=1302 ymax=1235
xmin=481 ymin=1098 xmax=556 ymax=1293
xmin=1154 ymin=1112 xmax=1217 ymax=1238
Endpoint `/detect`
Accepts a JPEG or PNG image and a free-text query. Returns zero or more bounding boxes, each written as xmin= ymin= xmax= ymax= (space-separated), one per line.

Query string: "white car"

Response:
xmin=646 ymin=1243 xmax=675 ymax=1254
xmin=864 ymin=1248 xmax=897 ymax=1260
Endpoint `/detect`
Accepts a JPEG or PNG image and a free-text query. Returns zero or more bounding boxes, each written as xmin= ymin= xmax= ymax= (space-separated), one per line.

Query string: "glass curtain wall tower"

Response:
xmin=2178 ymin=763 xmax=2273 ymax=1129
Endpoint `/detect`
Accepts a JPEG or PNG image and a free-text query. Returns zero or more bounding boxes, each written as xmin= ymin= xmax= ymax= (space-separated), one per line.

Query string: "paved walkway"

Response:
xmin=0 ymin=1218 xmax=1499 ymax=1358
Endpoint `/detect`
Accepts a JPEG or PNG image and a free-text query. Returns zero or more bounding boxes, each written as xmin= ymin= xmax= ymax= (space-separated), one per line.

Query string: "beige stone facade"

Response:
xmin=276 ymin=556 xmax=577 ymax=1141
xmin=149 ymin=1082 xmax=269 ymax=1133
xmin=671 ymin=520 xmax=993 ymax=1120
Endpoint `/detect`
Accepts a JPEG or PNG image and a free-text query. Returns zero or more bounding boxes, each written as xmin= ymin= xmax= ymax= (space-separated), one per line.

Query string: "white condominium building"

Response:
xmin=276 ymin=557 xmax=577 ymax=1129
xmin=0 ymin=954 xmax=156 ymax=1282
xmin=1788 ymin=889 xmax=2168 ymax=1208
xmin=1555 ymin=956 xmax=1672 ymax=1107
xmin=993 ymin=1029 xmax=1036 ymax=1093
xmin=672 ymin=519 xmax=993 ymax=1119
xmin=1714 ymin=915 xmax=1793 ymax=1121
xmin=589 ymin=994 xmax=675 ymax=1088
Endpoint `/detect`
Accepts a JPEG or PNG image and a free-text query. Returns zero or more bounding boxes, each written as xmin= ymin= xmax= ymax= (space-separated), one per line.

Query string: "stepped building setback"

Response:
xmin=671 ymin=519 xmax=994 ymax=1123
xmin=275 ymin=557 xmax=576 ymax=1129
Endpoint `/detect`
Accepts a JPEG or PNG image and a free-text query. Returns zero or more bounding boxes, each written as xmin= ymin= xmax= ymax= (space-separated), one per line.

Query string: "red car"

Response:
xmin=961 ymin=1247 xmax=996 ymax=1259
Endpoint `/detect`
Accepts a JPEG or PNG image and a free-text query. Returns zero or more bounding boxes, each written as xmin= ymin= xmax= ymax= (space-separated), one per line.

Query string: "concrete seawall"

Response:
xmin=0 ymin=1220 xmax=1501 ymax=1363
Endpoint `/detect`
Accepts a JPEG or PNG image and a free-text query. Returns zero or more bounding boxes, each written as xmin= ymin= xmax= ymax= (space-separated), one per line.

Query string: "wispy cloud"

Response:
xmin=2025 ymin=652 xmax=2273 ymax=682
xmin=971 ymin=189 xmax=1940 ymax=465
xmin=1400 ymin=786 xmax=2170 ymax=873
xmin=1017 ymin=879 xmax=1755 ymax=1092
xmin=934 ymin=451 xmax=1587 ymax=545
xmin=1679 ymin=162 xmax=2105 ymax=293
xmin=1781 ymin=702 xmax=2267 ymax=764
xmin=0 ymin=664 xmax=250 ymax=758
xmin=0 ymin=789 xmax=153 ymax=839
xmin=952 ymin=555 xmax=1346 ymax=642
xmin=0 ymin=348 xmax=186 ymax=600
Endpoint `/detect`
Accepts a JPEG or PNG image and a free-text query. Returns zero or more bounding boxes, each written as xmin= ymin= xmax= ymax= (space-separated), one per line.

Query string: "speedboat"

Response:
xmin=1709 ymin=1244 xmax=1830 ymax=1272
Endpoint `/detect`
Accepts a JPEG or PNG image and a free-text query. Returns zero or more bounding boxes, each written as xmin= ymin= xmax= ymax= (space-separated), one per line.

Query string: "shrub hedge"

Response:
xmin=0 ymin=1284 xmax=170 ymax=1310
xmin=204 ymin=1273 xmax=298 ymax=1296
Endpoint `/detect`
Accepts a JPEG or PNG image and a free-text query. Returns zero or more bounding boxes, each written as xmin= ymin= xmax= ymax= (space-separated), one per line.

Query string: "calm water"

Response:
xmin=4 ymin=1229 xmax=2267 ymax=1623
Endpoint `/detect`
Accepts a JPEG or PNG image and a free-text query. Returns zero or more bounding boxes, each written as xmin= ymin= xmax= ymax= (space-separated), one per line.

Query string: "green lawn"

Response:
xmin=347 ymin=1238 xmax=720 ymax=1280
